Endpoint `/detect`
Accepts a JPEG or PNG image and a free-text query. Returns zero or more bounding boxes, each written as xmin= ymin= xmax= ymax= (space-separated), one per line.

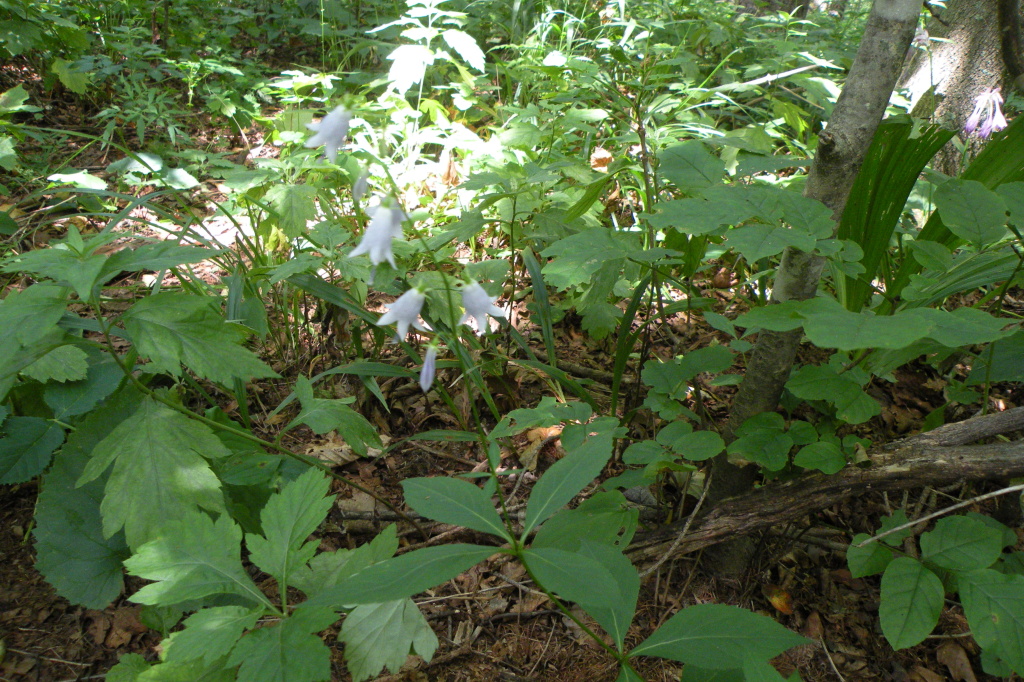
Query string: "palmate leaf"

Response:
xmin=125 ymin=509 xmax=271 ymax=608
xmin=266 ymin=184 xmax=318 ymax=239
xmin=540 ymin=228 xmax=637 ymax=290
xmin=227 ymin=603 xmax=337 ymax=682
xmin=725 ymin=223 xmax=816 ymax=263
xmin=78 ymin=397 xmax=230 ymax=549
xmin=121 ymin=293 xmax=278 ymax=385
xmin=21 ymin=344 xmax=89 ymax=383
xmin=247 ymin=468 xmax=334 ymax=588
xmin=339 ymin=599 xmax=439 ymax=682
xmin=659 ymin=142 xmax=725 ymax=191
xmin=402 ymin=476 xmax=510 ymax=540
xmin=2 ymin=246 xmax=109 ymax=300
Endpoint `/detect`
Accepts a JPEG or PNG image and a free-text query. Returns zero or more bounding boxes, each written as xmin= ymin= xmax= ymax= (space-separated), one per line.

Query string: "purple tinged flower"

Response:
xmin=964 ymin=88 xmax=1008 ymax=139
xmin=352 ymin=171 xmax=370 ymax=200
xmin=305 ymin=106 xmax=352 ymax=162
xmin=349 ymin=201 xmax=407 ymax=269
xmin=419 ymin=344 xmax=438 ymax=392
xmin=377 ymin=287 xmax=428 ymax=340
xmin=460 ymin=281 xmax=506 ymax=336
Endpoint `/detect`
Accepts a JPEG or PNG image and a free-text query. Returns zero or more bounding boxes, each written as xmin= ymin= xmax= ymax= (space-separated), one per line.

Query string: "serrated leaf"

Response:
xmin=402 ymin=477 xmax=510 ymax=540
xmin=21 ymin=344 xmax=88 ymax=383
xmin=847 ymin=533 xmax=894 ymax=578
xmin=646 ymin=196 xmax=754 ymax=236
xmin=0 ymin=416 xmax=64 ymax=483
xmin=522 ymin=546 xmax=620 ymax=607
xmin=935 ymin=179 xmax=1009 ymax=246
xmin=793 ymin=441 xmax=845 ymax=474
xmin=524 ymin=417 xmax=617 ymax=534
xmin=125 ymin=510 xmax=270 ymax=608
xmin=441 ymin=29 xmax=485 ymax=71
xmin=630 ymin=603 xmax=807 ymax=668
xmin=959 ymin=569 xmax=1024 ymax=672
xmin=0 ymin=283 xmax=68 ymax=346
xmin=540 ymin=229 xmax=634 ymax=290
xmin=247 ymin=468 xmax=334 ymax=588
xmin=291 ymin=525 xmax=399 ymax=598
xmin=305 ymin=544 xmax=495 ymax=609
xmin=266 ymin=184 xmax=318 ymax=239
xmin=51 ymin=57 xmax=90 ymax=94
xmin=44 ymin=351 xmax=124 ymax=420
xmin=78 ymin=398 xmax=229 ymax=549
xmin=921 ymin=516 xmax=1003 ymax=572
xmin=879 ymin=558 xmax=943 ymax=649
xmin=163 ymin=606 xmax=261 ymax=665
xmin=227 ymin=604 xmax=336 ymax=682
xmin=285 ymin=376 xmax=380 ymax=456
xmin=339 ymin=599 xmax=439 ymax=682
xmin=2 ymin=246 xmax=108 ymax=300
xmin=387 ymin=44 xmax=434 ymax=95
xmin=122 ymin=293 xmax=277 ymax=385
xmin=107 ymin=653 xmax=151 ymax=682
xmin=660 ymin=142 xmax=725 ymax=190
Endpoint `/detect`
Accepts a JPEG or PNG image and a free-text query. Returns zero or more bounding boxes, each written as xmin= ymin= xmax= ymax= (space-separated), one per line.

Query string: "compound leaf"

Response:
xmin=163 ymin=606 xmax=262 ymax=666
xmin=339 ymin=599 xmax=438 ymax=682
xmin=227 ymin=603 xmax=338 ymax=682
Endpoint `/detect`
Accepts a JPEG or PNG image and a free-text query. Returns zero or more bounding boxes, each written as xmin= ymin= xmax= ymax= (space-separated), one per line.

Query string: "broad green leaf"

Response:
xmin=306 ymin=544 xmax=495 ymax=609
xmin=1 ymin=245 xmax=108 ymax=300
xmin=522 ymin=546 xmax=620 ymax=607
xmin=540 ymin=229 xmax=635 ymax=290
xmin=910 ymin=307 xmax=1015 ymax=347
xmin=575 ymin=541 xmax=639 ymax=650
xmin=138 ymin=655 xmax=235 ymax=682
xmin=103 ymin=243 xmax=219 ymax=279
xmin=48 ymin=170 xmax=107 ymax=190
xmin=630 ymin=603 xmax=807 ymax=668
xmin=660 ymin=429 xmax=725 ymax=462
xmin=743 ymin=660 xmax=787 ymax=681
xmin=846 ymin=534 xmax=893 ymax=578
xmin=491 ymin=397 xmax=592 ymax=438
xmin=291 ymin=525 xmax=399 ymax=598
xmin=122 ymin=293 xmax=278 ymax=385
xmin=879 ymin=558 xmax=943 ymax=649
xmin=266 ymin=184 xmax=318 ymax=239
xmin=524 ymin=417 xmax=617 ymax=534
xmin=442 ymin=29 xmax=485 ymax=71
xmin=726 ymin=223 xmax=816 ymax=263
xmin=998 ymin=181 xmax=1024 ymax=227
xmin=34 ymin=431 xmax=129 ymax=608
xmin=616 ymin=666 xmax=645 ymax=682
xmin=159 ymin=167 xmax=200 ymax=190
xmin=660 ymin=142 xmax=725 ymax=190
xmin=646 ymin=197 xmax=752 ymax=236
xmin=51 ymin=57 xmax=90 ymax=94
xmin=247 ymin=468 xmax=334 ymax=588
xmin=163 ymin=606 xmax=261 ymax=665
xmin=642 ymin=346 xmax=735 ymax=399
xmin=681 ymin=666 xmax=745 ymax=681
xmin=792 ymin=442 xmax=845 ymax=474
xmin=734 ymin=300 xmax=806 ymax=332
xmin=0 ymin=416 xmax=64 ymax=483
xmin=44 ymin=351 xmax=124 ymax=420
xmin=125 ymin=510 xmax=270 ymax=608
xmin=106 ymin=653 xmax=151 ymax=682
xmin=339 ymin=599 xmax=438 ymax=682
xmin=801 ymin=303 xmax=932 ymax=351
xmin=777 ymin=192 xmax=834 ymax=238
xmin=533 ymin=491 xmax=638 ymax=550
xmin=920 ymin=516 xmax=1003 ymax=572
xmin=0 ymin=284 xmax=67 ymax=346
xmin=959 ymin=569 xmax=1024 ymax=672
xmin=78 ymin=398 xmax=229 ymax=549
xmin=227 ymin=604 xmax=337 ymax=682
xmin=729 ymin=428 xmax=792 ymax=471
xmin=402 ymin=477 xmax=510 ymax=540
xmin=968 ymin=331 xmax=1024 ymax=384
xmin=285 ymin=376 xmax=380 ymax=456
xmin=21 ymin=344 xmax=88 ymax=383
xmin=934 ymin=179 xmax=1008 ymax=246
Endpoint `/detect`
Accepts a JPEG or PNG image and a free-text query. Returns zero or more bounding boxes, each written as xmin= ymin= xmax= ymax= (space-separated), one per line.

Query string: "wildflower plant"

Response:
xmin=964 ymin=87 xmax=1008 ymax=139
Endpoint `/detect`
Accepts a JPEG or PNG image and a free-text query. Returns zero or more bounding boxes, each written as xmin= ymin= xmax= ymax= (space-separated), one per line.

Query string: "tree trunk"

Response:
xmin=704 ymin=0 xmax=924 ymax=576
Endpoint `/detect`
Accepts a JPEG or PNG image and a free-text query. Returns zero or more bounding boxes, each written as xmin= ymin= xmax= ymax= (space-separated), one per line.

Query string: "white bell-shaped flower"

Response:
xmin=377 ymin=288 xmax=428 ymax=340
xmin=349 ymin=201 xmax=407 ymax=269
xmin=305 ymin=106 xmax=352 ymax=162
xmin=460 ymin=281 xmax=506 ymax=336
xmin=419 ymin=344 xmax=438 ymax=393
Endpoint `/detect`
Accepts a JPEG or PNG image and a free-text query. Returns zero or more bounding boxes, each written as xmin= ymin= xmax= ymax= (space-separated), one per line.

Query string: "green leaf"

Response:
xmin=107 ymin=653 xmax=151 ymax=682
xmin=878 ymin=558 xmax=943 ymax=649
xmin=540 ymin=229 xmax=634 ymax=290
xmin=163 ymin=606 xmax=261 ymax=665
xmin=533 ymin=491 xmax=638 ymax=551
xmin=266 ymin=184 xmax=318 ymax=239
xmin=402 ymin=477 xmax=510 ymax=540
xmin=291 ymin=526 xmax=399 ymax=598
xmin=306 ymin=544 xmax=495 ymax=609
xmin=103 ymin=243 xmax=219 ymax=278
xmin=491 ymin=397 xmax=592 ymax=438
xmin=0 ymin=416 xmax=64 ymax=483
xmin=227 ymin=604 xmax=337 ymax=682
xmin=660 ymin=429 xmax=725 ymax=462
xmin=44 ymin=351 xmax=124 ymax=420
xmin=792 ymin=442 xmax=845 ymax=474
xmin=642 ymin=346 xmax=735 ymax=399
xmin=726 ymin=223 xmax=816 ymax=263
xmin=122 ymin=293 xmax=278 ymax=385
xmin=574 ymin=541 xmax=639 ymax=650
xmin=21 ymin=344 xmax=88 ymax=383
xmin=138 ymin=656 xmax=235 ymax=682
xmin=959 ymin=569 xmax=1024 ymax=672
xmin=847 ymin=534 xmax=893 ymax=578
xmin=51 ymin=57 xmax=90 ymax=94
xmin=78 ymin=398 xmax=229 ymax=549
xmin=646 ymin=197 xmax=752 ymax=236
xmin=920 ymin=516 xmax=1003 ymax=572
xmin=877 ymin=509 xmax=914 ymax=546
xmin=524 ymin=417 xmax=617 ymax=534
xmin=34 ymin=432 xmax=130 ymax=608
xmin=728 ymin=413 xmax=792 ymax=471
xmin=441 ymin=29 xmax=485 ymax=71
xmin=660 ymin=142 xmax=725 ymax=190
xmin=522 ymin=546 xmax=620 ymax=607
xmin=0 ymin=284 xmax=68 ymax=346
xmin=998 ymin=181 xmax=1024 ymax=228
xmin=247 ymin=468 xmax=334 ymax=588
xmin=339 ymin=599 xmax=439 ymax=682
xmin=934 ymin=179 xmax=1009 ymax=246
xmin=630 ymin=603 xmax=807 ymax=668
xmin=2 ymin=245 xmax=109 ymax=300
xmin=911 ymin=307 xmax=1014 ymax=347
xmin=285 ymin=376 xmax=381 ymax=456
xmin=968 ymin=331 xmax=1024 ymax=384
xmin=801 ymin=302 xmax=932 ymax=351
xmin=615 ymin=666 xmax=645 ymax=682
xmin=125 ymin=510 xmax=270 ymax=608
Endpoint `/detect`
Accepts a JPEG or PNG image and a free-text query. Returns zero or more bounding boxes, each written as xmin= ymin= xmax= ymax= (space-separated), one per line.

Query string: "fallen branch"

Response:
xmin=629 ymin=409 xmax=1024 ymax=562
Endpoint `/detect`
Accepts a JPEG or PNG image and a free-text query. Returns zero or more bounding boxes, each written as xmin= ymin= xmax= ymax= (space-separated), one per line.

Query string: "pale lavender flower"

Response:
xmin=377 ymin=287 xmax=428 ymax=340
xmin=964 ymin=88 xmax=1008 ymax=139
xmin=349 ymin=201 xmax=407 ymax=270
xmin=352 ymin=171 xmax=370 ymax=200
xmin=419 ymin=344 xmax=438 ymax=392
xmin=460 ymin=281 xmax=506 ymax=336
xmin=305 ymin=106 xmax=352 ymax=162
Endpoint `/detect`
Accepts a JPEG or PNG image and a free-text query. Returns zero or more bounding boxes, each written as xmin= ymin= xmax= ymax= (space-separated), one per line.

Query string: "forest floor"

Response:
xmin=1 ymin=86 xmax=1020 ymax=682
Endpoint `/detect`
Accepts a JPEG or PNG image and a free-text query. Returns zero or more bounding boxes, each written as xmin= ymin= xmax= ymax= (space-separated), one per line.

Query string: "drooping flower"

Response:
xmin=460 ymin=281 xmax=506 ymax=336
xmin=352 ymin=170 xmax=370 ymax=201
xmin=419 ymin=344 xmax=438 ymax=393
xmin=964 ymin=88 xmax=1008 ymax=139
xmin=377 ymin=287 xmax=428 ymax=340
xmin=349 ymin=200 xmax=407 ymax=270
xmin=305 ymin=106 xmax=352 ymax=162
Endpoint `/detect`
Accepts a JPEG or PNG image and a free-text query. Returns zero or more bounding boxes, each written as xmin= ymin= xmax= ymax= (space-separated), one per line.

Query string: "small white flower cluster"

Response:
xmin=305 ymin=105 xmax=507 ymax=392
